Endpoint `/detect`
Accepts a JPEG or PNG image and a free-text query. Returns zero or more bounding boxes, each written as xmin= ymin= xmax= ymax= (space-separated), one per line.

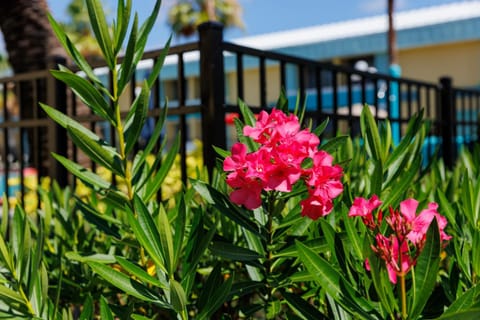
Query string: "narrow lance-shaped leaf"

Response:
xmin=51 ymin=69 xmax=115 ymax=125
xmin=408 ymin=218 xmax=441 ymax=319
xmin=197 ymin=264 xmax=233 ymax=319
xmin=115 ymin=256 xmax=166 ymax=289
xmin=128 ymin=196 xmax=167 ymax=274
xmin=85 ymin=0 xmax=114 ymax=68
xmin=191 ymin=180 xmax=265 ymax=239
xmin=143 ymin=134 xmax=180 ymax=202
xmin=170 ymin=279 xmax=187 ymax=316
xmin=124 ymin=80 xmax=149 ymax=154
xmin=173 ymin=196 xmax=186 ymax=268
xmin=117 ymin=13 xmax=138 ymax=94
xmin=157 ymin=205 xmax=175 ymax=276
xmin=88 ymin=261 xmax=170 ymax=308
xmin=114 ymin=0 xmax=132 ymax=55
xmin=67 ymin=125 xmax=125 ymax=177
xmin=360 ymin=104 xmax=383 ymax=163
xmin=133 ymin=0 xmax=161 ymax=65
xmin=209 ymin=241 xmax=264 ymax=262
xmin=40 ymin=103 xmax=103 ymax=141
xmin=100 ymin=296 xmax=114 ymax=320
xmin=296 ymin=241 xmax=378 ymax=319
xmin=78 ymin=295 xmax=94 ymax=320
xmin=283 ymin=291 xmax=326 ymax=320
xmin=47 ymin=14 xmax=102 ymax=86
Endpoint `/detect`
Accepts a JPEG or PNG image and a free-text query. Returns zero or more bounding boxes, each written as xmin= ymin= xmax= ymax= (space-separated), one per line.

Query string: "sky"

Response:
xmin=45 ymin=0 xmax=466 ymax=51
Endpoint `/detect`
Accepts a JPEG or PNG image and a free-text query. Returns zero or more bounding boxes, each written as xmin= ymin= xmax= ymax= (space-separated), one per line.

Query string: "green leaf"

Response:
xmin=313 ymin=118 xmax=329 ymax=136
xmin=117 ymin=13 xmax=138 ymax=94
xmin=343 ymin=207 xmax=365 ymax=261
xmin=0 ymin=229 xmax=13 ymax=273
xmin=170 ymin=279 xmax=187 ymax=315
xmin=1 ymin=199 xmax=8 ymax=238
xmin=157 ymin=205 xmax=175 ymax=276
xmin=442 ymin=284 xmax=480 ymax=316
xmin=360 ymin=104 xmax=383 ymax=163
xmin=67 ymin=125 xmax=125 ymax=177
xmin=50 ymin=70 xmax=115 ymax=125
xmin=114 ymin=0 xmax=132 ymax=55
xmin=182 ymin=211 xmax=216 ymax=280
xmin=88 ymin=262 xmax=169 ymax=307
xmin=321 ymin=136 xmax=349 ymax=154
xmin=0 ymin=285 xmax=27 ymax=307
xmin=197 ymin=264 xmax=224 ymax=312
xmin=283 ymin=291 xmax=325 ymax=320
xmin=366 ymin=246 xmax=396 ymax=316
xmin=78 ymin=296 xmax=94 ymax=320
xmin=132 ymin=101 xmax=168 ymax=176
xmin=197 ymin=274 xmax=232 ymax=319
xmin=40 ymin=103 xmax=101 ymax=141
xmin=209 ymin=241 xmax=264 ymax=261
xmin=124 ymin=80 xmax=149 ymax=154
xmin=65 ymin=252 xmax=116 ymax=264
xmin=296 ymin=241 xmax=377 ymax=319
xmin=191 ymin=180 xmax=265 ymax=239
xmin=143 ymin=134 xmax=180 ymax=202
xmin=173 ymin=196 xmax=186 ymax=268
xmin=86 ymin=0 xmax=114 ymax=68
xmin=100 ymin=296 xmax=114 ymax=320
xmin=238 ymin=99 xmax=257 ymax=127
xmin=228 ymin=281 xmax=265 ymax=300
xmin=115 ymin=256 xmax=166 ymax=289
xmin=134 ymin=0 xmax=161 ymax=66
xmin=385 ymin=110 xmax=424 ymax=168
xmin=381 ymin=156 xmax=421 ymax=209
xmin=438 ymin=309 xmax=480 ymax=320
xmin=409 ymin=218 xmax=441 ymax=319
xmin=76 ymin=200 xmax=122 ymax=239
xmin=146 ymin=36 xmax=172 ymax=89
xmin=48 ymin=14 xmax=102 ymax=86
xmin=128 ymin=196 xmax=167 ymax=274
xmin=52 ymin=154 xmax=128 ymax=209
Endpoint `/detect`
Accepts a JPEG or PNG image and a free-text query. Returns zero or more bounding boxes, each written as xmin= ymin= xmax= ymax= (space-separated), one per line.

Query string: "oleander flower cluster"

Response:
xmin=349 ymin=195 xmax=451 ymax=283
xmin=223 ymin=108 xmax=343 ymax=220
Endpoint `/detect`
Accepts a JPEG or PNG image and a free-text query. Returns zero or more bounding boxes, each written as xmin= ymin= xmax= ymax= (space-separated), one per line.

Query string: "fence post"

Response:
xmin=198 ymin=22 xmax=226 ymax=175
xmin=439 ymin=76 xmax=456 ymax=168
xmin=47 ymin=56 xmax=68 ymax=187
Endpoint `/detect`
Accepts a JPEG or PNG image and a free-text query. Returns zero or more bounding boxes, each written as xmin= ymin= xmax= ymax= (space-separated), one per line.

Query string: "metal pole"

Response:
xmin=439 ymin=77 xmax=456 ymax=168
xmin=198 ymin=22 xmax=226 ymax=176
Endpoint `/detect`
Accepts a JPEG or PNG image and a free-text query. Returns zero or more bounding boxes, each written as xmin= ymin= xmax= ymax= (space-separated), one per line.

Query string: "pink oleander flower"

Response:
xmin=300 ymin=195 xmax=334 ymax=220
xmin=398 ymin=199 xmax=452 ymax=244
xmin=349 ymin=195 xmax=382 ymax=230
xmin=224 ymin=108 xmax=343 ymax=218
xmin=372 ymin=234 xmax=414 ymax=284
xmin=348 ymin=195 xmax=451 ymax=284
xmin=243 ymin=109 xmax=300 ymax=144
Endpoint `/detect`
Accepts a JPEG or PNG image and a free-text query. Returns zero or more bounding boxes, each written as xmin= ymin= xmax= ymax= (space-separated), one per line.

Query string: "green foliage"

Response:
xmin=1 ymin=0 xmax=480 ymax=319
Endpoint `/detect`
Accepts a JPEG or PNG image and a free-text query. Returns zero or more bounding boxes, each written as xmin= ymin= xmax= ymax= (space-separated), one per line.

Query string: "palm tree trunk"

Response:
xmin=0 ymin=0 xmax=67 ymax=177
xmin=0 ymin=0 xmax=65 ymax=73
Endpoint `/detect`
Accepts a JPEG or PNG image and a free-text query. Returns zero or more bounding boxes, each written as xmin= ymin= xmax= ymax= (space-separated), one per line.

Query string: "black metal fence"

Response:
xmin=0 ymin=22 xmax=479 ymax=202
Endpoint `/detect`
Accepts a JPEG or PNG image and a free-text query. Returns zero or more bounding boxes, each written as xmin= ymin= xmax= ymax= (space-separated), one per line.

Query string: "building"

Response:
xmin=129 ymin=1 xmax=480 ymax=148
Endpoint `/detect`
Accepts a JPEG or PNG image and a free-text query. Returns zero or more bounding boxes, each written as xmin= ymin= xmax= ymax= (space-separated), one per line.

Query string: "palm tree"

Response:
xmin=0 ymin=0 xmax=66 ymax=170
xmin=167 ymin=0 xmax=244 ymax=37
xmin=0 ymin=0 xmax=65 ymax=74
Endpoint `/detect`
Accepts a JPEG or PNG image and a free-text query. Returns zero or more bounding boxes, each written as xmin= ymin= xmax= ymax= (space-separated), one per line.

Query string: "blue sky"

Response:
xmin=45 ymin=0 xmax=471 ymax=50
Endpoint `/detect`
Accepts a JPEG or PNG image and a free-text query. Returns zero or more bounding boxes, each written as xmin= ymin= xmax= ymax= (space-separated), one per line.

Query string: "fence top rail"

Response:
xmin=0 ymin=69 xmax=51 ymax=83
xmin=221 ymin=41 xmax=480 ymax=93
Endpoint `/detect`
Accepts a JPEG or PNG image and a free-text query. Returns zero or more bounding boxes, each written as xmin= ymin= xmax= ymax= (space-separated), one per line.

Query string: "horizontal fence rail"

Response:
xmin=0 ymin=22 xmax=479 ymax=204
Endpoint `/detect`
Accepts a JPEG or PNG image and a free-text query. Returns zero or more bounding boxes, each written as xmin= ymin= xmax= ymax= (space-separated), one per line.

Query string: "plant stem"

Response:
xmin=111 ymin=66 xmax=134 ymax=201
xmin=264 ymin=195 xmax=275 ymax=318
xmin=400 ymin=273 xmax=407 ymax=319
